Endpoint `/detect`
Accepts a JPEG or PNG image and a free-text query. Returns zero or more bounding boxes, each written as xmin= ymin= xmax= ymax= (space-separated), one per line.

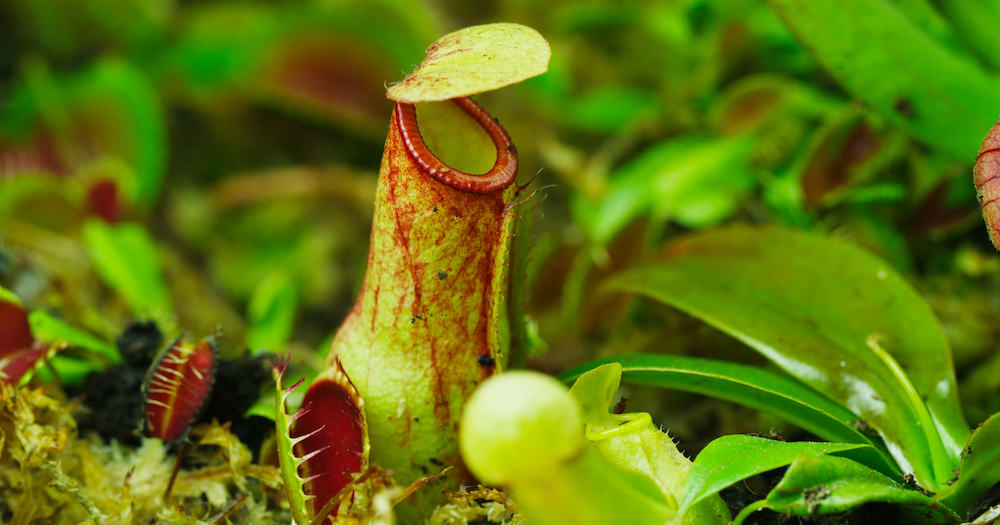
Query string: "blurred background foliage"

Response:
xmin=2 ymin=0 xmax=1000 ymax=452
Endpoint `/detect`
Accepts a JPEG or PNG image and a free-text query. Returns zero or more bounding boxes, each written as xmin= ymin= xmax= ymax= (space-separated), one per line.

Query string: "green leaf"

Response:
xmin=936 ymin=1 xmax=1000 ymax=71
xmin=681 ymin=435 xmax=867 ymax=514
xmin=568 ymin=363 xmax=730 ymax=524
xmin=386 ymin=23 xmax=551 ymax=103
xmin=563 ymin=86 xmax=659 ymax=134
xmin=768 ymin=0 xmax=1000 ymax=159
xmin=28 ymin=310 xmax=119 ymax=363
xmin=941 ymin=413 xmax=1000 ymax=515
xmin=571 ymin=135 xmax=756 ymax=245
xmin=35 ymin=355 xmax=105 ymax=386
xmin=607 ymin=225 xmax=966 ymax=491
xmin=744 ymin=455 xmax=960 ymax=524
xmin=246 ymin=273 xmax=297 ymax=354
xmin=560 ymin=354 xmax=899 ymax=477
xmin=82 ymin=220 xmax=174 ymax=326
xmin=0 ymin=286 xmax=21 ymax=305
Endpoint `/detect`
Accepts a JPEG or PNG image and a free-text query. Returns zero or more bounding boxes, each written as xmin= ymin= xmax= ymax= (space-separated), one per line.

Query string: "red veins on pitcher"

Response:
xmin=974 ymin=117 xmax=1000 ymax=250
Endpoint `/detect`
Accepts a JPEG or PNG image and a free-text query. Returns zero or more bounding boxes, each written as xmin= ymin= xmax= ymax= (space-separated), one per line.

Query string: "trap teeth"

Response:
xmin=142 ymin=335 xmax=218 ymax=442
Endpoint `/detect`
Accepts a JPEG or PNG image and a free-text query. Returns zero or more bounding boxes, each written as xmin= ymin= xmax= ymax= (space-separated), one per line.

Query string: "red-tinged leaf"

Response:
xmin=0 ymin=297 xmax=34 ymax=355
xmin=143 ymin=336 xmax=218 ymax=442
xmin=292 ymin=358 xmax=368 ymax=518
xmin=0 ymin=342 xmax=57 ymax=385
xmin=0 ymin=295 xmax=59 ymax=385
xmin=87 ymin=178 xmax=121 ymax=223
xmin=802 ymin=120 xmax=884 ymax=206
xmin=0 ymin=132 xmax=71 ymax=178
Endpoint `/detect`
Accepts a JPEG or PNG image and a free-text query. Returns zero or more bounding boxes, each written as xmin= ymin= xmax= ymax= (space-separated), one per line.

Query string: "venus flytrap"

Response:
xmin=272 ymin=357 xmax=368 ymax=524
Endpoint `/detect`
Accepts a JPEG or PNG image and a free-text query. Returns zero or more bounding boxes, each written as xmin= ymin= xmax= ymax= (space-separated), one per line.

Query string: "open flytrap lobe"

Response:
xmin=0 ymin=295 xmax=59 ymax=385
xmin=272 ymin=356 xmax=368 ymax=524
xmin=142 ymin=335 xmax=218 ymax=443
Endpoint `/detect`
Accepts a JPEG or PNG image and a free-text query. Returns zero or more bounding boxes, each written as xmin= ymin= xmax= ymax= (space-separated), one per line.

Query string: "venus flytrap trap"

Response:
xmin=271 ymin=357 xmax=368 ymax=524
xmin=142 ymin=334 xmax=217 ymax=499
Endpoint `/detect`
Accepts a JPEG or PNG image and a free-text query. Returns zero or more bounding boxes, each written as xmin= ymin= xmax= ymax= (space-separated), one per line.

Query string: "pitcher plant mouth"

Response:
xmin=394 ymin=97 xmax=518 ymax=194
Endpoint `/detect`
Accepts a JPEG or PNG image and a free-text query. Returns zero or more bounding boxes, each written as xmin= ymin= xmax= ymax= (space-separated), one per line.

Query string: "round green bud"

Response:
xmin=459 ymin=371 xmax=584 ymax=485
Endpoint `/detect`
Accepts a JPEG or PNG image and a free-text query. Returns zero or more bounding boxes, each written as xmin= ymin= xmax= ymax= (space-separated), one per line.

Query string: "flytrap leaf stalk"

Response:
xmin=298 ymin=23 xmax=550 ymax=517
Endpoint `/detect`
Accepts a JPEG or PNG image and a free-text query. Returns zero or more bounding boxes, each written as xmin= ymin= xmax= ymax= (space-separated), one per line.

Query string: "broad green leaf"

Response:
xmin=0 ymin=286 xmax=21 ymax=305
xmin=28 ymin=310 xmax=119 ymax=363
xmin=386 ymin=23 xmax=551 ymax=103
xmin=681 ymin=435 xmax=866 ymax=514
xmin=560 ymin=354 xmax=899 ymax=477
xmin=563 ymin=86 xmax=659 ymax=134
xmin=941 ymin=413 xmax=1000 ymax=515
xmin=768 ymin=0 xmax=1000 ymax=159
xmin=885 ymin=0 xmax=962 ymax=54
xmin=568 ymin=363 xmax=730 ymax=524
xmin=937 ymin=1 xmax=1000 ymax=71
xmin=35 ymin=355 xmax=104 ymax=386
xmin=82 ymin=220 xmax=174 ymax=326
xmin=246 ymin=273 xmax=297 ymax=354
xmin=571 ymin=135 xmax=756 ymax=245
xmin=744 ymin=455 xmax=960 ymax=524
xmin=607 ymin=225 xmax=966 ymax=491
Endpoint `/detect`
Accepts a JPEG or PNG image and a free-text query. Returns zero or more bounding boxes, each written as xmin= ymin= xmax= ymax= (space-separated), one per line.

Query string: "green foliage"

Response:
xmin=607 ymin=225 xmax=965 ymax=491
xmin=768 ymin=0 xmax=1000 ymax=159
xmin=82 ymin=220 xmax=173 ymax=327
xmin=560 ymin=354 xmax=898 ymax=474
xmin=245 ymin=273 xmax=297 ymax=354
xmin=680 ymin=435 xmax=867 ymax=514
xmin=941 ymin=413 xmax=1000 ymax=513
xmin=572 ymin=135 xmax=756 ymax=245
xmin=28 ymin=310 xmax=118 ymax=363
xmin=738 ymin=454 xmax=960 ymax=524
